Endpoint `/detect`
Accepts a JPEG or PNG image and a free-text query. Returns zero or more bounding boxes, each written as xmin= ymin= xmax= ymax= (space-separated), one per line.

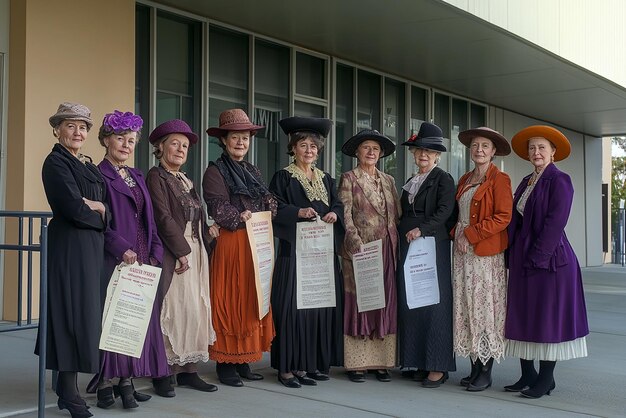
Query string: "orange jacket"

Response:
xmin=455 ymin=163 xmax=513 ymax=256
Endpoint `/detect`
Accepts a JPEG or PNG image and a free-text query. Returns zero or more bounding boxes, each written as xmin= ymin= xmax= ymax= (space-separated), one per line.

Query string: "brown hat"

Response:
xmin=458 ymin=127 xmax=511 ymax=156
xmin=49 ymin=102 xmax=93 ymax=130
xmin=511 ymin=125 xmax=571 ymax=162
xmin=206 ymin=109 xmax=264 ymax=138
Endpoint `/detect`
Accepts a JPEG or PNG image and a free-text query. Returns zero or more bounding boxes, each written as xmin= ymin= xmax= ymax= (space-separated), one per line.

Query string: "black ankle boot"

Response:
xmin=467 ymin=358 xmax=494 ymax=392
xmin=96 ymin=386 xmax=115 ymax=409
xmin=504 ymin=359 xmax=538 ymax=392
xmin=216 ymin=362 xmax=243 ymax=387
xmin=177 ymin=372 xmax=218 ymax=392
xmin=152 ymin=376 xmax=176 ymax=397
xmin=521 ymin=360 xmax=556 ymax=399
xmin=119 ymin=384 xmax=139 ymax=409
xmin=460 ymin=359 xmax=481 ymax=387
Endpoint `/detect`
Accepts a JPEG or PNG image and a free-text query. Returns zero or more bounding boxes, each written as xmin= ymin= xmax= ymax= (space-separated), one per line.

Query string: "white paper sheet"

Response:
xmin=403 ymin=237 xmax=440 ymax=309
xmin=99 ymin=262 xmax=162 ymax=358
xmin=352 ymin=239 xmax=386 ymax=312
xmin=246 ymin=211 xmax=275 ymax=319
xmin=295 ymin=217 xmax=336 ymax=309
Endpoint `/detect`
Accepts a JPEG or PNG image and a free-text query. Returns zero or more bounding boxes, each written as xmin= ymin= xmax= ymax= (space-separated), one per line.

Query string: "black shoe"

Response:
xmin=306 ymin=371 xmax=330 ymax=381
xmin=278 ymin=374 xmax=301 ymax=388
xmin=236 ymin=363 xmax=264 ymax=381
xmin=412 ymin=370 xmax=429 ymax=382
xmin=216 ymin=362 xmax=244 ymax=387
xmin=375 ymin=370 xmax=392 ymax=382
xmin=422 ymin=372 xmax=448 ymax=388
xmin=152 ymin=376 xmax=176 ymax=397
xmin=505 ymin=358 xmax=538 ymax=392
xmin=58 ymin=396 xmax=93 ymax=418
xmin=467 ymin=358 xmax=494 ymax=392
xmin=346 ymin=371 xmax=366 ymax=383
xmin=520 ymin=380 xmax=556 ymax=399
xmin=177 ymin=372 xmax=218 ymax=392
xmin=294 ymin=373 xmax=317 ymax=386
xmin=119 ymin=384 xmax=138 ymax=409
xmin=113 ymin=384 xmax=152 ymax=402
xmin=96 ymin=386 xmax=115 ymax=409
xmin=460 ymin=359 xmax=481 ymax=387
xmin=401 ymin=370 xmax=416 ymax=379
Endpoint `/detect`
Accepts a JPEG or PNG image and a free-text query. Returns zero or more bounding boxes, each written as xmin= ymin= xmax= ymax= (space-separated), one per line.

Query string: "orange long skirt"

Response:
xmin=209 ymin=228 xmax=275 ymax=364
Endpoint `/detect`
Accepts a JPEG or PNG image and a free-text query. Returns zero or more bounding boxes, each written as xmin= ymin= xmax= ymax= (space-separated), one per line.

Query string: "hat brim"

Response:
xmin=49 ymin=115 xmax=93 ymax=130
xmin=400 ymin=138 xmax=447 ymax=152
xmin=206 ymin=123 xmax=264 ymax=138
xmin=148 ymin=130 xmax=199 ymax=145
xmin=341 ymin=132 xmax=396 ymax=158
xmin=511 ymin=125 xmax=570 ymax=161
xmin=458 ymin=128 xmax=511 ymax=156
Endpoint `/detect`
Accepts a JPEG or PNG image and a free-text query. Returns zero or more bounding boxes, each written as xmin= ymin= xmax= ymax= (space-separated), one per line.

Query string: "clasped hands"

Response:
xmin=298 ymin=207 xmax=337 ymax=223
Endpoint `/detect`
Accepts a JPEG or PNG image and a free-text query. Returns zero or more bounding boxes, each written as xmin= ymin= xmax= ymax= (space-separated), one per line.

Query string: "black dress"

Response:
xmin=36 ymin=144 xmax=107 ymax=372
xmin=269 ymin=168 xmax=345 ymax=373
xmin=396 ymin=166 xmax=457 ymax=372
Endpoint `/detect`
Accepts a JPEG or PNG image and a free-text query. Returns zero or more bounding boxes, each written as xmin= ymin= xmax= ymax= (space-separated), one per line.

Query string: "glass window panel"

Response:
xmin=410 ymin=86 xmax=427 ymax=134
xmin=336 ymin=64 xmax=354 ymax=176
xmin=254 ymin=40 xmax=290 ymax=184
xmin=357 ymin=70 xmax=381 ymax=131
xmin=208 ymin=26 xmax=249 ymax=162
xmin=383 ymin=79 xmax=406 ymax=189
xmin=450 ymin=98 xmax=469 ymax=181
xmin=296 ymin=52 xmax=325 ymax=99
xmin=157 ymin=13 xmax=193 ymax=95
xmin=471 ymin=103 xmax=486 ymax=128
xmin=134 ymin=4 xmax=151 ymax=172
xmin=433 ymin=93 xmax=450 ymax=172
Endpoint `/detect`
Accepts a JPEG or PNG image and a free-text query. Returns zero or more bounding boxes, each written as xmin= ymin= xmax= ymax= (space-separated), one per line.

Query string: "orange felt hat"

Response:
xmin=511 ymin=125 xmax=571 ymax=162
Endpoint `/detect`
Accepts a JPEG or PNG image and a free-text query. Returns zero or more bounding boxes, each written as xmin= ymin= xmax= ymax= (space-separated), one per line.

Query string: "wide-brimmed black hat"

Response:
xmin=458 ymin=127 xmax=511 ymax=156
xmin=279 ymin=116 xmax=333 ymax=137
xmin=341 ymin=129 xmax=396 ymax=158
xmin=401 ymin=122 xmax=447 ymax=152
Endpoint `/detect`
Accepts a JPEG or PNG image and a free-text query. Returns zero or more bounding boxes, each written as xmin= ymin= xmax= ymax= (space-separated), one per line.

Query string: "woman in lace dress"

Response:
xmin=146 ymin=119 xmax=219 ymax=397
xmin=203 ymin=109 xmax=277 ymax=387
xmin=339 ymin=129 xmax=399 ymax=383
xmin=452 ymin=127 xmax=512 ymax=392
xmin=269 ymin=116 xmax=344 ymax=388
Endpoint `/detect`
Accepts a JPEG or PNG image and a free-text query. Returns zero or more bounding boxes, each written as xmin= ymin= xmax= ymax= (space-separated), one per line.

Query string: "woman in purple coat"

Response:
xmin=91 ymin=111 xmax=170 ymax=409
xmin=505 ymin=125 xmax=589 ymax=399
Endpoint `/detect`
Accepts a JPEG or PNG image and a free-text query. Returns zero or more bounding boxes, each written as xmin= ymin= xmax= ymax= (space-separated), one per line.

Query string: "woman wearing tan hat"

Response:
xmin=452 ymin=127 xmax=513 ymax=392
xmin=38 ymin=102 xmax=106 ymax=417
xmin=268 ymin=116 xmax=344 ymax=388
xmin=504 ymin=125 xmax=589 ymax=399
xmin=146 ymin=119 xmax=218 ymax=397
xmin=203 ymin=109 xmax=277 ymax=387
xmin=339 ymin=129 xmax=399 ymax=383
xmin=396 ymin=122 xmax=457 ymax=388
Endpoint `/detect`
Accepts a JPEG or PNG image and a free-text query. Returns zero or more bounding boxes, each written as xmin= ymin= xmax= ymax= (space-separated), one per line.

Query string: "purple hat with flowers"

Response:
xmin=101 ymin=110 xmax=143 ymax=134
xmin=149 ymin=119 xmax=199 ymax=145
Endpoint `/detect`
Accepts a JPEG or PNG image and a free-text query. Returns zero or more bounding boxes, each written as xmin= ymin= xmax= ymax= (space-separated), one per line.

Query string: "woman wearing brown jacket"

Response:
xmin=146 ymin=119 xmax=219 ymax=397
xmin=452 ymin=127 xmax=513 ymax=391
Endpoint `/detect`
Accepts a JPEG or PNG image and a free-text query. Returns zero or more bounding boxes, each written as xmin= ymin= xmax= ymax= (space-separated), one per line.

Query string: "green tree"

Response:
xmin=611 ymin=138 xmax=626 ymax=228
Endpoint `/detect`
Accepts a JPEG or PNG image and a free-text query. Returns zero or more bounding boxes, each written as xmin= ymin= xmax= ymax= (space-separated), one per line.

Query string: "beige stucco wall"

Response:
xmin=442 ymin=0 xmax=626 ymax=90
xmin=3 ymin=0 xmax=136 ymax=320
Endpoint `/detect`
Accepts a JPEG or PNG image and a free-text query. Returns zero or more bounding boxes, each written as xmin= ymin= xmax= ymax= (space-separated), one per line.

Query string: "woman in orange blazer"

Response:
xmin=452 ymin=127 xmax=513 ymax=392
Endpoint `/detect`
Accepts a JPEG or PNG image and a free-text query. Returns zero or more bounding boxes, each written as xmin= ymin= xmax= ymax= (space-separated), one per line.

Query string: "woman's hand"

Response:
xmin=406 ymin=227 xmax=422 ymax=242
xmin=239 ymin=210 xmax=252 ymax=223
xmin=321 ymin=212 xmax=337 ymax=223
xmin=83 ymin=197 xmax=106 ymax=215
xmin=298 ymin=207 xmax=317 ymax=219
xmin=122 ymin=249 xmax=138 ymax=265
xmin=455 ymin=225 xmax=470 ymax=254
xmin=209 ymin=224 xmax=220 ymax=238
xmin=175 ymin=255 xmax=190 ymax=274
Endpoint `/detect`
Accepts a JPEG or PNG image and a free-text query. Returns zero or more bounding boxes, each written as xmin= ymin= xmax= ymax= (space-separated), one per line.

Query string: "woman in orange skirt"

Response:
xmin=202 ymin=109 xmax=277 ymax=387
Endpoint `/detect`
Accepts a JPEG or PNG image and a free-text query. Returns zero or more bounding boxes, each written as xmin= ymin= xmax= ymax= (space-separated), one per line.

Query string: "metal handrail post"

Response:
xmin=38 ymin=224 xmax=48 ymax=418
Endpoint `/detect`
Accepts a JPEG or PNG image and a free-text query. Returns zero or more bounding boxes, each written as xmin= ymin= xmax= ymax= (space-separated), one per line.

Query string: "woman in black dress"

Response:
xmin=396 ymin=122 xmax=457 ymax=388
xmin=268 ymin=116 xmax=344 ymax=388
xmin=38 ymin=102 xmax=107 ymax=418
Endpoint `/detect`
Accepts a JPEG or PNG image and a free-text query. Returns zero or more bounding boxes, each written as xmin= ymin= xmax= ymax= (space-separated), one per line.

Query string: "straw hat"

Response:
xmin=206 ymin=109 xmax=264 ymax=138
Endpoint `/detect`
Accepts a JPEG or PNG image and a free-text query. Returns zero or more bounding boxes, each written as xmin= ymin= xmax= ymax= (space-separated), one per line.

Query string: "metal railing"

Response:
xmin=0 ymin=210 xmax=52 ymax=418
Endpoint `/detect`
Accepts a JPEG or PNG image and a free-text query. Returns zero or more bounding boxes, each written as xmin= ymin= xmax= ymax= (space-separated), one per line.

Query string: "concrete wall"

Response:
xmin=0 ymin=0 xmax=9 ymax=318
xmin=2 ymin=0 xmax=136 ymax=320
xmin=442 ymin=0 xmax=626 ymax=90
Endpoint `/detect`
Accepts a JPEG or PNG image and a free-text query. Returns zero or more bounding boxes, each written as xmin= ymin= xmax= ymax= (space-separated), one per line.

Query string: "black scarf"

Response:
xmin=213 ymin=153 xmax=269 ymax=198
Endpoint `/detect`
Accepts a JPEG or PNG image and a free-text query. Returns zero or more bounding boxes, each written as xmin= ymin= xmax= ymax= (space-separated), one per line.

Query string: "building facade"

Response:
xmin=2 ymin=0 xmax=625 ymax=320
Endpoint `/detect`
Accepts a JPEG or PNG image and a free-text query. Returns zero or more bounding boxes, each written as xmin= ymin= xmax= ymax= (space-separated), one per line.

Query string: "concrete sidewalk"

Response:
xmin=1 ymin=265 xmax=625 ymax=418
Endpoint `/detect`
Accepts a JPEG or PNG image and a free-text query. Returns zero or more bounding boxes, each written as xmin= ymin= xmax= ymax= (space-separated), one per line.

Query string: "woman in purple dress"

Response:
xmin=92 ymin=111 xmax=170 ymax=409
xmin=505 ymin=125 xmax=589 ymax=399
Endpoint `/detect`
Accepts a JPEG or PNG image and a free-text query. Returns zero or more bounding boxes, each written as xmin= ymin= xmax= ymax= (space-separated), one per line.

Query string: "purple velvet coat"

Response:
xmin=505 ymin=162 xmax=589 ymax=343
xmin=98 ymin=159 xmax=164 ymax=288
